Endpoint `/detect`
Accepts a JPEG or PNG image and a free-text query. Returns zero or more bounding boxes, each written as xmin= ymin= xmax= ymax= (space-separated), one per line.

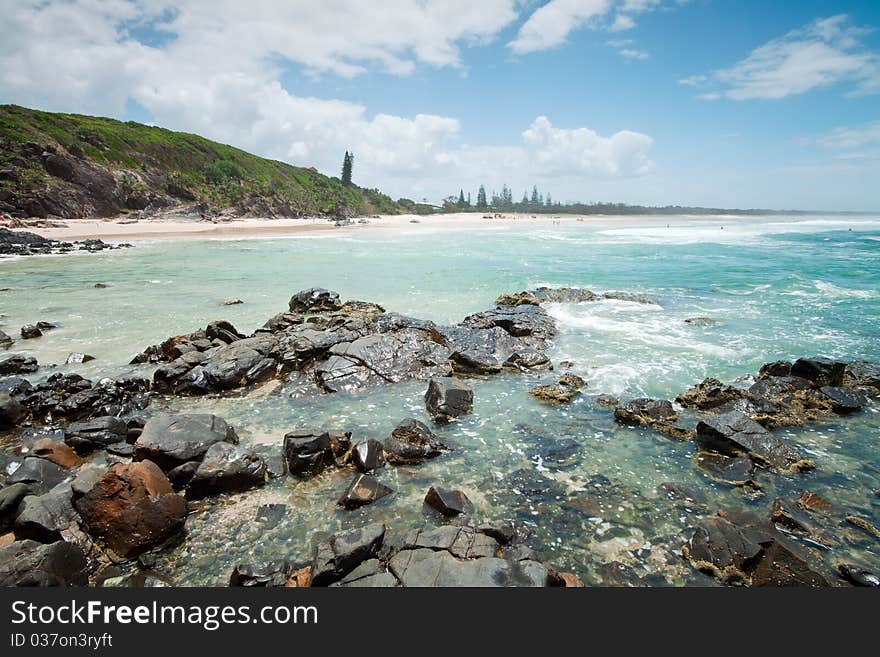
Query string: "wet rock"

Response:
xmin=0 ymin=354 xmax=38 ymax=375
xmin=187 ymin=442 xmax=268 ymax=499
xmin=75 ymin=460 xmax=186 ymax=558
xmin=614 ymin=398 xmax=692 ymax=440
xmin=331 ymin=559 xmax=396 ymax=587
xmin=528 ymin=436 xmax=581 ymax=470
xmin=223 ymin=299 xmax=243 ymax=306
xmin=337 ymin=474 xmax=393 ymax=509
xmin=425 ymin=377 xmax=473 ymax=423
xmin=837 ymin=563 xmax=879 ymax=587
xmin=7 ymin=457 xmax=68 ymax=494
xmin=389 ymin=549 xmax=550 ymax=587
xmin=676 ymin=378 xmax=744 ymax=410
xmin=425 ymin=486 xmax=471 ymax=517
xmin=311 ymin=523 xmax=386 ymax=586
xmin=529 ymin=383 xmax=579 ymax=404
xmin=759 ymin=361 xmax=792 ymax=378
xmin=65 ymin=353 xmax=95 ymax=365
xmin=556 ymin=572 xmax=585 ymax=587
xmin=351 ymin=439 xmax=385 ymax=473
xmin=0 ymin=330 xmax=12 ymax=347
xmin=819 ymin=386 xmax=867 ymax=414
xmin=261 ymin=312 xmax=303 ymax=332
xmin=64 ymin=416 xmax=128 ymax=454
xmin=449 ymin=350 xmax=501 ymax=375
xmin=0 ymin=483 xmax=30 ymax=532
xmin=695 ymin=411 xmax=814 ymax=473
xmin=598 ymin=561 xmax=648 ymax=587
xmin=0 ymin=392 xmax=27 ymax=427
xmin=657 ymin=482 xmax=708 ymax=509
xmin=503 ymin=349 xmax=552 ymax=371
xmin=790 ymin=357 xmax=846 ymax=387
xmin=205 ymin=320 xmax=243 ymax=344
xmin=289 ymin=288 xmax=342 ymax=313
xmin=843 ymin=361 xmax=880 ymax=393
xmin=602 ymin=291 xmax=659 ymax=305
xmin=770 ymin=498 xmax=819 ymax=537
xmin=229 ymin=561 xmax=292 ymax=587
xmin=750 ymin=539 xmax=830 ymax=587
xmin=460 ymin=305 xmax=556 ymax=342
xmin=383 ymin=418 xmax=447 ymax=465
xmin=595 ymin=394 xmax=620 ymax=408
xmin=197 ymin=335 xmax=278 ymax=391
xmin=166 ymin=462 xmax=198 ymax=489
xmin=694 ymin=452 xmax=759 ymax=489
xmin=134 ymin=414 xmax=238 ymax=471
xmin=0 ymin=377 xmax=32 ymax=396
xmin=14 ymin=483 xmax=78 ymax=543
xmin=476 ymin=520 xmax=523 ymax=546
xmin=29 ymin=439 xmax=82 ymax=469
xmin=797 ymin=491 xmax=833 ymax=514
xmin=0 ymin=539 xmax=88 ymax=586
xmin=283 ymin=429 xmax=350 ymax=477
xmin=684 ymin=317 xmax=719 ymax=327
xmin=845 ymin=515 xmax=880 ymax=539
xmin=20 ymin=324 xmax=42 ymax=339
xmin=495 ymin=291 xmax=542 ymax=306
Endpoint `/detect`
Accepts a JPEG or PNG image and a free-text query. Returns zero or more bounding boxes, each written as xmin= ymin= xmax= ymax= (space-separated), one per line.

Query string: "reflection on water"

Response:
xmin=1 ymin=216 xmax=879 ymax=585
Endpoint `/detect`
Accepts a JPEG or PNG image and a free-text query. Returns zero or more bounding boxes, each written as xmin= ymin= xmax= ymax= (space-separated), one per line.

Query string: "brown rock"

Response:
xmin=74 ymin=460 xmax=186 ymax=558
xmin=796 ymin=491 xmax=833 ymax=513
xmin=30 ymin=438 xmax=83 ymax=469
xmin=846 ymin=516 xmax=880 ymax=540
xmin=557 ymin=572 xmax=585 ymax=587
xmin=285 ymin=565 xmax=312 ymax=588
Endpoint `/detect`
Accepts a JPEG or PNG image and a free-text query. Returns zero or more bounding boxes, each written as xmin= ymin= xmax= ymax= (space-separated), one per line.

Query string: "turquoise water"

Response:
xmin=2 ymin=215 xmax=879 ymax=585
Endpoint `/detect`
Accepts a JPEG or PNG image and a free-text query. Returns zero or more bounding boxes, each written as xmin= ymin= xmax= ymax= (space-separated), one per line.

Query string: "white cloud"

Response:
xmin=815 ymin=121 xmax=880 ymax=150
xmin=609 ymin=14 xmax=636 ymax=32
xmin=619 ymin=48 xmax=649 ymax=60
xmin=677 ymin=74 xmax=707 ymax=87
xmin=693 ymin=15 xmax=880 ymax=100
xmin=508 ymin=0 xmax=610 ymax=53
xmin=0 ymin=1 xmax=654 ymax=201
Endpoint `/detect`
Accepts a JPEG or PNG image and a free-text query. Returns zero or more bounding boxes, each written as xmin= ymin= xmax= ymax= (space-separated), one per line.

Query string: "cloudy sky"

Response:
xmin=1 ymin=0 xmax=879 ymax=210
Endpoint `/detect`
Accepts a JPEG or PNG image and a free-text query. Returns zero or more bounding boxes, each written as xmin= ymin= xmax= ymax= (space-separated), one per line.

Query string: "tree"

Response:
xmin=530 ymin=185 xmax=540 ymax=207
xmin=458 ymin=189 xmax=466 ymax=207
xmin=546 ymin=193 xmax=552 ymax=206
xmin=476 ymin=185 xmax=488 ymax=210
xmin=341 ymin=151 xmax=353 ymax=186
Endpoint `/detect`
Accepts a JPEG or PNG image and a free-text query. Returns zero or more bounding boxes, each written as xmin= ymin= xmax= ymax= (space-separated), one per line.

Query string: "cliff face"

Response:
xmin=0 ymin=105 xmax=402 ymax=220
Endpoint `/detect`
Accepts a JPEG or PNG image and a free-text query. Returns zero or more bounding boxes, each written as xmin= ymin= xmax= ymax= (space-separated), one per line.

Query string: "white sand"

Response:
xmin=7 ymin=212 xmax=736 ymax=242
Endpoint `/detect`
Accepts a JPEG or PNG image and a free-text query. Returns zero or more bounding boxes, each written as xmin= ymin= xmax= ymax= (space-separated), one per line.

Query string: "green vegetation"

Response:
xmin=341 ymin=151 xmax=353 ymax=187
xmin=0 ymin=104 xmax=406 ymax=217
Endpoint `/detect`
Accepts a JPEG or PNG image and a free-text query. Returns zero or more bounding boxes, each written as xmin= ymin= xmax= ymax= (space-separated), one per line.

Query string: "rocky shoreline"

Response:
xmin=0 ymin=226 xmax=131 ymax=258
xmin=1 ymin=286 xmax=878 ymax=587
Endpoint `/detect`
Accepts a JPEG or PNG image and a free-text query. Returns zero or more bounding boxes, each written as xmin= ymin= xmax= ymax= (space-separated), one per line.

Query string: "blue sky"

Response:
xmin=1 ymin=0 xmax=879 ymax=210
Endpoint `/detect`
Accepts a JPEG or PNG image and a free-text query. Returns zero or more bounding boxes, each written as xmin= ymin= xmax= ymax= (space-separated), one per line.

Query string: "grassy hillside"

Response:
xmin=0 ymin=104 xmax=423 ymax=219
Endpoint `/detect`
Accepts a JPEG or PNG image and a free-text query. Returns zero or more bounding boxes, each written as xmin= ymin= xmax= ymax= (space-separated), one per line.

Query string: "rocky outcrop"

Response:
xmin=74 ymin=460 xmax=186 ymax=558
xmin=614 ymin=398 xmax=692 ymax=440
xmin=0 ymin=228 xmax=131 ymax=258
xmin=529 ymin=373 xmax=585 ymax=404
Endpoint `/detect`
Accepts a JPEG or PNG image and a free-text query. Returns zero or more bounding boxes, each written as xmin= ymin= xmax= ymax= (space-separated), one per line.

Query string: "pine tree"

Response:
xmin=458 ymin=189 xmax=466 ymax=207
xmin=466 ymin=192 xmax=471 ymax=207
xmin=476 ymin=185 xmax=488 ymax=209
xmin=341 ymin=151 xmax=353 ymax=187
xmin=530 ymin=185 xmax=539 ymax=206
xmin=546 ymin=193 xmax=552 ymax=206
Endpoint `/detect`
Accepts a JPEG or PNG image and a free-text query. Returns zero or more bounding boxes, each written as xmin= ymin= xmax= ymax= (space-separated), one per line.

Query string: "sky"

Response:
xmin=1 ymin=0 xmax=879 ymax=211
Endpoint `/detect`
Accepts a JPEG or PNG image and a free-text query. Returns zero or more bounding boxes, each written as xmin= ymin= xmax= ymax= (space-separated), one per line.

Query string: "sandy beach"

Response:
xmin=6 ymin=211 xmax=745 ymax=242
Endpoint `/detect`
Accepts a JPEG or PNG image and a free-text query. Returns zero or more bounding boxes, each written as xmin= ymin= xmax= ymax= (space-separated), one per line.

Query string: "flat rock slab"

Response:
xmin=389 ymin=549 xmax=549 ymax=587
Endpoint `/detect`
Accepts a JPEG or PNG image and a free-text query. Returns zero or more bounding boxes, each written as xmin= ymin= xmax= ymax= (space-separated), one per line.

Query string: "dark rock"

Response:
xmin=166 ymin=462 xmax=199 ymax=489
xmin=14 ymin=483 xmax=78 ymax=543
xmin=187 ymin=442 xmax=268 ymax=499
xmin=425 ymin=377 xmax=473 ymax=423
xmin=503 ymin=349 xmax=552 ymax=371
xmin=283 ymin=429 xmax=348 ymax=477
xmin=837 ymin=563 xmax=879 ymax=587
xmin=790 ymin=357 xmax=846 ymax=387
xmin=289 ymin=288 xmax=342 ymax=313
xmin=0 ymin=330 xmax=12 ymax=347
xmin=36 ymin=321 xmax=57 ymax=331
xmin=694 ymin=452 xmax=758 ymax=489
xmin=261 ymin=312 xmax=303 ymax=332
xmin=229 ymin=561 xmax=292 ymax=587
xmin=460 ymin=305 xmax=555 ymax=342
xmin=311 ymin=523 xmax=386 ymax=586
xmin=759 ymin=361 xmax=792 ymax=378
xmin=351 ymin=439 xmax=385 ymax=473
xmin=134 ymin=414 xmax=238 ymax=471
xmin=256 ymin=504 xmax=287 ymax=524
xmin=0 ymin=354 xmax=38 ymax=375
xmin=614 ymin=398 xmax=691 ymax=440
xmin=695 ymin=410 xmax=813 ymax=473
xmin=337 ymin=474 xmax=393 ymax=509
xmin=383 ymin=418 xmax=447 ymax=464
xmin=657 ymin=482 xmax=708 ymax=509
xmin=64 ymin=416 xmax=128 ymax=454
xmin=197 ymin=335 xmax=278 ymax=391
xmin=0 ymin=377 xmax=32 ymax=396
xmin=676 ymin=378 xmax=744 ymax=410
xmin=819 ymin=386 xmax=867 ymax=414
xmin=750 ymin=540 xmax=830 ymax=587
xmin=205 ymin=320 xmax=243 ymax=344
xmin=529 ymin=383 xmax=579 ymax=404
xmin=74 ymin=460 xmax=186 ymax=558
xmin=449 ymin=350 xmax=501 ymax=375
xmin=602 ymin=291 xmax=659 ymax=305
xmin=388 ymin=549 xmax=549 ymax=587
xmin=843 ymin=361 xmax=880 ymax=393
xmin=0 ymin=483 xmax=30 ymax=532
xmin=796 ymin=491 xmax=833 ymax=514
xmin=0 ymin=539 xmax=88 ymax=586
xmin=0 ymin=391 xmax=27 ymax=427
xmin=7 ymin=457 xmax=68 ymax=494
xmin=595 ymin=394 xmax=620 ymax=408
xmin=425 ymin=485 xmax=471 ymax=516
xmin=20 ymin=324 xmax=42 ymax=339
xmin=65 ymin=353 xmax=95 ymax=365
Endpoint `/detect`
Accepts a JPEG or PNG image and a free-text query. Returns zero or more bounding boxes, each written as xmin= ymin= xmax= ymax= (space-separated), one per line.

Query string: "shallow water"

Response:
xmin=2 ymin=215 xmax=879 ymax=585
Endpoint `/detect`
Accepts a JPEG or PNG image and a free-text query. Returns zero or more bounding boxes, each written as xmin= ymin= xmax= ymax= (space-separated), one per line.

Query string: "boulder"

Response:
xmin=0 ymin=391 xmax=27 ymax=427
xmin=676 ymin=378 xmax=744 ymax=410
xmin=694 ymin=453 xmax=758 ymax=489
xmin=351 ymin=439 xmax=385 ymax=473
xmin=74 ymin=460 xmax=186 ymax=558
xmin=311 ymin=523 xmax=386 ymax=586
xmin=383 ymin=418 xmax=447 ymax=464
xmin=283 ymin=429 xmax=350 ymax=477
xmin=837 ymin=564 xmax=879 ymax=587
xmin=197 ymin=335 xmax=278 ymax=391
xmin=503 ymin=349 xmax=551 ymax=371
xmin=65 ymin=353 xmax=95 ymax=365
xmin=14 ymin=483 xmax=78 ymax=543
xmin=337 ymin=474 xmax=393 ymax=509
xmin=134 ymin=414 xmax=238 ymax=471
xmin=388 ymin=549 xmax=549 ymax=587
xmin=759 ymin=361 xmax=792 ymax=378
xmin=229 ymin=561 xmax=294 ymax=587
xmin=425 ymin=486 xmax=471 ymax=517
xmin=20 ymin=324 xmax=42 ymax=339
xmin=614 ymin=398 xmax=692 ymax=440
xmin=205 ymin=320 xmax=243 ymax=344
xmin=186 ymin=442 xmax=268 ymax=499
xmin=29 ymin=439 xmax=83 ymax=469
xmin=64 ymin=416 xmax=128 ymax=454
xmin=449 ymin=350 xmax=501 ymax=375
xmin=0 ymin=539 xmax=88 ymax=586
xmin=0 ymin=329 xmax=12 ymax=347
xmin=7 ymin=457 xmax=68 ymax=494
xmin=0 ymin=483 xmax=30 ymax=532
xmin=425 ymin=377 xmax=473 ymax=423
xmin=289 ymin=288 xmax=342 ymax=313
xmin=843 ymin=361 xmax=880 ymax=393
xmin=460 ymin=305 xmax=556 ymax=342
xmin=790 ymin=357 xmax=846 ymax=387
xmin=695 ymin=411 xmax=813 ymax=473
xmin=0 ymin=354 xmax=38 ymax=375
xmin=529 ymin=373 xmax=584 ymax=404
xmin=819 ymin=386 xmax=867 ymax=414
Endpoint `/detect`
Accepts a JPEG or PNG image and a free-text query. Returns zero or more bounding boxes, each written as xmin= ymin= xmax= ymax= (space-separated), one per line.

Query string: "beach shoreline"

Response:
xmin=5 ymin=211 xmax=774 ymax=242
